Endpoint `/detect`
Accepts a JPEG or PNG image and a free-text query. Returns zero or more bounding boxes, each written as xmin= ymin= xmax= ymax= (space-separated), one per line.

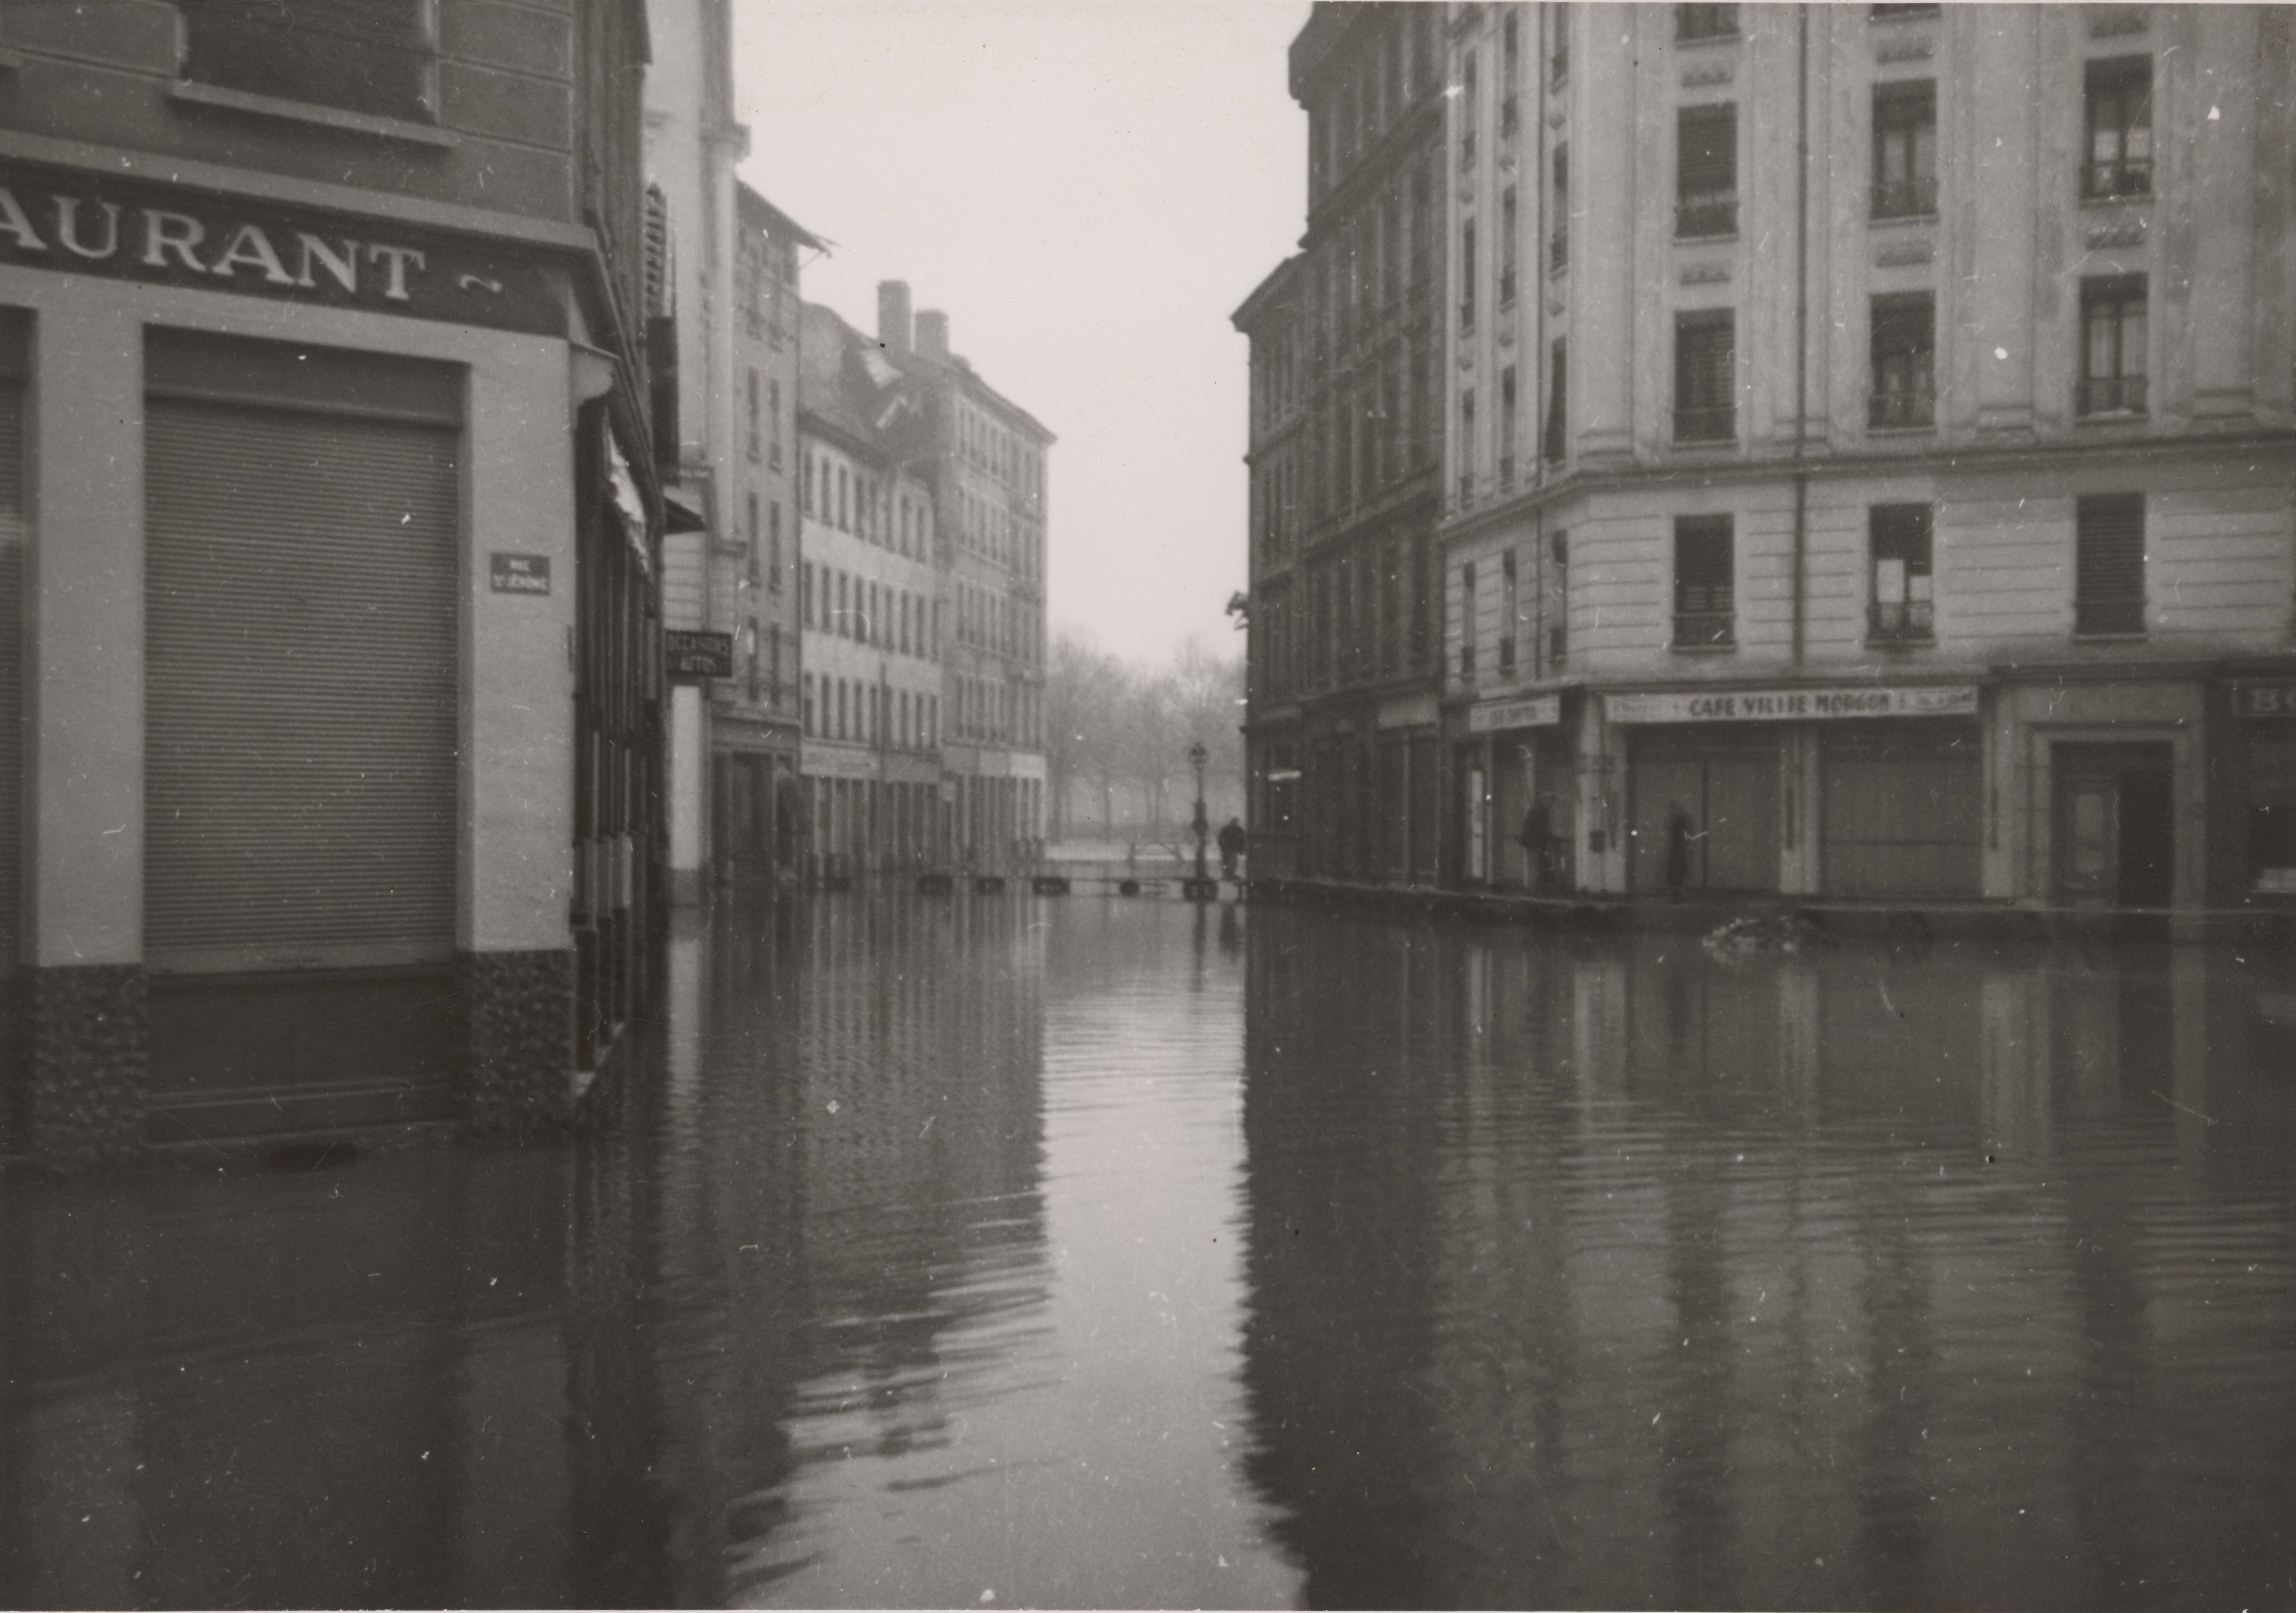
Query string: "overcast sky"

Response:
xmin=733 ymin=0 xmax=1306 ymax=669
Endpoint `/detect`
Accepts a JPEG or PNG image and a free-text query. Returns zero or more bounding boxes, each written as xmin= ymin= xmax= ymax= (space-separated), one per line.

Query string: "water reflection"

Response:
xmin=1240 ymin=912 xmax=2296 ymax=1610
xmin=2 ymin=896 xmax=2292 ymax=1609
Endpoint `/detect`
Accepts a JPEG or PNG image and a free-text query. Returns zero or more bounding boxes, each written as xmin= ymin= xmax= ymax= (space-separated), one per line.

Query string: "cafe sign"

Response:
xmin=1605 ymin=684 xmax=1979 ymax=725
xmin=1467 ymin=694 xmax=1562 ymax=733
xmin=664 ymin=630 xmax=734 ymax=681
xmin=0 ymin=163 xmax=562 ymax=335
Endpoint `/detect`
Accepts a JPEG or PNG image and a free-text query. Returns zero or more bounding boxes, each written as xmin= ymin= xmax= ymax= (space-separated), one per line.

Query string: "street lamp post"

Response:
xmin=1184 ymin=740 xmax=1215 ymax=900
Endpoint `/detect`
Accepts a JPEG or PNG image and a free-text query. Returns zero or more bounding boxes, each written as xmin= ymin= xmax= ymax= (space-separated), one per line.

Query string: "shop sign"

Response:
xmin=664 ymin=630 xmax=733 ymax=681
xmin=802 ymin=743 xmax=881 ymax=781
xmin=2231 ymin=681 xmax=2296 ymax=719
xmin=1265 ymin=768 xmax=1303 ymax=783
xmin=1468 ymin=694 xmax=1562 ymax=733
xmin=1605 ymin=684 xmax=1979 ymax=725
xmin=488 ymin=552 xmax=550 ymax=595
xmin=0 ymin=163 xmax=563 ymax=335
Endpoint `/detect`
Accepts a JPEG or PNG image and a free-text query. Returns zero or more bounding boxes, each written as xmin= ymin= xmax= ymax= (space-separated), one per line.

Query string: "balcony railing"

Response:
xmin=1673 ymin=404 xmax=1735 ymax=443
xmin=2075 ymin=594 xmax=2146 ymax=636
xmin=2077 ymin=375 xmax=2149 ymax=416
xmin=1868 ymin=599 xmax=1935 ymax=642
xmin=1676 ymin=193 xmax=1738 ymax=239
xmin=1869 ymin=387 xmax=1935 ymax=429
xmin=2083 ymin=158 xmax=2152 ymax=201
xmin=1871 ymin=175 xmax=1937 ymax=218
xmin=1673 ymin=608 xmax=1736 ymax=648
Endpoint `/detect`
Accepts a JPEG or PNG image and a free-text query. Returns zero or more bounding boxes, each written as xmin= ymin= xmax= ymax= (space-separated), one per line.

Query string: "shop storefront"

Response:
xmin=0 ymin=162 xmax=662 ymax=1158
xmin=1457 ymin=694 xmax=1569 ymax=891
xmin=2221 ymin=674 xmax=2296 ymax=903
xmin=1605 ymin=684 xmax=1983 ymax=900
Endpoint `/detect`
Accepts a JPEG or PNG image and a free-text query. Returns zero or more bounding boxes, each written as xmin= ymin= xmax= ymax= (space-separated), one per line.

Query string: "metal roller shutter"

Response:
xmin=144 ymin=388 xmax=459 ymax=973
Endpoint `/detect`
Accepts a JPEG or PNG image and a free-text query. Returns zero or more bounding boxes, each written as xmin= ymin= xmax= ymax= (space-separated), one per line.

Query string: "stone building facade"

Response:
xmin=1236 ymin=3 xmax=1451 ymax=888
xmin=0 ymin=0 xmax=666 ymax=1160
xmin=1248 ymin=2 xmax=2296 ymax=924
xmin=797 ymin=297 xmax=947 ymax=881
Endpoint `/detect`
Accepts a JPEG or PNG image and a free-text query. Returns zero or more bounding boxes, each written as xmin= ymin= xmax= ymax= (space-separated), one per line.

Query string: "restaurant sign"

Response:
xmin=1605 ymin=684 xmax=1979 ymax=725
xmin=0 ymin=163 xmax=563 ymax=335
xmin=1468 ymin=694 xmax=1562 ymax=733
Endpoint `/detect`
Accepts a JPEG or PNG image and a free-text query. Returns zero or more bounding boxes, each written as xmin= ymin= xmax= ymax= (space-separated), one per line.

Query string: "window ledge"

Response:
xmin=2079 ymin=192 xmax=2152 ymax=211
xmin=1674 ymin=232 xmax=1741 ymax=246
xmin=1867 ymin=423 xmax=1937 ymax=437
xmin=1864 ymin=636 xmax=1937 ymax=650
xmin=2072 ymin=630 xmax=2149 ymax=643
xmin=2074 ymin=410 xmax=2149 ymax=424
xmin=1669 ymin=643 xmax=1738 ymax=655
xmin=1869 ymin=210 xmax=1939 ymax=227
xmin=169 ymin=79 xmax=460 ymax=148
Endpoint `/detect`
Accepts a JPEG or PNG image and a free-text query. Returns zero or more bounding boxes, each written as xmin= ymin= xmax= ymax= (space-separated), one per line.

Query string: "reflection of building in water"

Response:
xmin=1238 ymin=912 xmax=2296 ymax=1608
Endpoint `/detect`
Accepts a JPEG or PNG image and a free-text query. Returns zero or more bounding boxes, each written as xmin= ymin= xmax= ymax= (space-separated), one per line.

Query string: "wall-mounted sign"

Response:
xmin=489 ymin=552 xmax=550 ymax=595
xmin=802 ymin=742 xmax=881 ymax=781
xmin=0 ymin=163 xmax=564 ymax=336
xmin=665 ymin=630 xmax=734 ymax=681
xmin=1605 ymin=684 xmax=1979 ymax=725
xmin=1468 ymin=694 xmax=1562 ymax=733
xmin=2231 ymin=681 xmax=2296 ymax=719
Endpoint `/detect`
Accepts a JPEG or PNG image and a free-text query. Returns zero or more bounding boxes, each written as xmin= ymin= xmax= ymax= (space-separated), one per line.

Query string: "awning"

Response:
xmin=603 ymin=424 xmax=653 ymax=577
xmin=662 ymin=490 xmax=708 ymax=534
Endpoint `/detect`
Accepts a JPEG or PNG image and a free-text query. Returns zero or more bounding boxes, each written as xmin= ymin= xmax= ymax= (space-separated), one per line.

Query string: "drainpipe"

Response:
xmin=1790 ymin=3 xmax=1811 ymax=668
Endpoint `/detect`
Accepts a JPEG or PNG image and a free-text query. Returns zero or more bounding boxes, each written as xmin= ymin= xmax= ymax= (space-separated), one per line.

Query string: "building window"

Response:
xmin=2075 ymin=493 xmax=2146 ymax=636
xmin=1676 ymin=5 xmax=1739 ymax=42
xmin=803 ymin=672 xmax=815 ymax=734
xmin=1676 ymin=104 xmax=1738 ymax=238
xmin=1674 ymin=310 xmax=1736 ymax=442
xmin=1550 ymin=142 xmax=1570 ymax=271
xmin=1551 ymin=1 xmax=1571 ymax=84
xmin=1460 ymin=560 xmax=1478 ymax=675
xmin=1543 ymin=337 xmax=1567 ymax=464
xmin=1459 ymin=387 xmax=1477 ymax=508
xmin=2078 ymin=275 xmax=2148 ymax=416
xmin=178 ymin=0 xmax=434 ymax=121
xmin=746 ymin=368 xmax=761 ymax=460
xmin=2084 ymin=56 xmax=2153 ymax=200
xmin=801 ymin=561 xmax=813 ymax=626
xmin=769 ymin=502 xmax=782 ymax=588
xmin=801 ymin=453 xmax=814 ymax=515
xmin=1499 ymin=365 xmax=1517 ymax=489
xmin=1869 ymin=291 xmax=1935 ymax=428
xmin=1548 ymin=533 xmax=1570 ymax=666
xmin=1674 ymin=515 xmax=1735 ymax=647
xmin=1499 ymin=188 xmax=1518 ymax=306
xmin=1872 ymin=81 xmax=1938 ymax=218
xmin=1460 ymin=48 xmax=1478 ymax=169
xmin=1868 ymin=504 xmax=1935 ymax=641
xmin=1460 ymin=217 xmax=1478 ymax=330
xmin=1499 ymin=550 xmax=1518 ymax=672
xmin=767 ymin=380 xmax=783 ymax=469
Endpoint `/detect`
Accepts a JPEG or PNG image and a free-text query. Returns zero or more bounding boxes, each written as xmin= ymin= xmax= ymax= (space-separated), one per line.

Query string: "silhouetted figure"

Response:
xmin=1665 ymin=804 xmax=1697 ymax=901
xmin=1518 ymin=795 xmax=1557 ymax=894
xmin=1217 ymin=817 xmax=1247 ymax=880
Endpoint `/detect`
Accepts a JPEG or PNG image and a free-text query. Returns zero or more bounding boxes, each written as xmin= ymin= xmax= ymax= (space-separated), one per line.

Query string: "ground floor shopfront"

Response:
xmin=711 ymin=714 xmax=802 ymax=889
xmin=1271 ymin=692 xmax=1443 ymax=888
xmin=1447 ymin=665 xmax=2296 ymax=925
xmin=800 ymin=744 xmax=949 ymax=882
xmin=0 ymin=164 xmax=663 ymax=1165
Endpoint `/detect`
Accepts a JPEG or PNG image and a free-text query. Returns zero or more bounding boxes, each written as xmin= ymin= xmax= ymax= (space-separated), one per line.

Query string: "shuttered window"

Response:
xmin=1677 ymin=104 xmax=1738 ymax=237
xmin=144 ymin=330 xmax=460 ymax=973
xmin=0 ymin=314 xmax=24 ymax=978
xmin=2075 ymin=492 xmax=2146 ymax=637
xmin=1675 ymin=515 xmax=1735 ymax=646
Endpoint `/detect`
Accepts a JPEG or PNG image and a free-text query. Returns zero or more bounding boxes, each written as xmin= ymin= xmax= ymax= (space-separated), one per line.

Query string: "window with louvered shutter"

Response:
xmin=1675 ymin=515 xmax=1735 ymax=646
xmin=179 ymin=0 xmax=432 ymax=122
xmin=2075 ymin=493 xmax=2146 ymax=636
xmin=143 ymin=330 xmax=460 ymax=974
xmin=1677 ymin=104 xmax=1738 ymax=237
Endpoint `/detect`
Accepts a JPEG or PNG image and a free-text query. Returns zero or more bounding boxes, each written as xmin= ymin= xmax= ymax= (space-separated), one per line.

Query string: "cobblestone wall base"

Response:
xmin=464 ymin=949 xmax=575 ymax=1138
xmin=22 ymin=964 xmax=149 ymax=1168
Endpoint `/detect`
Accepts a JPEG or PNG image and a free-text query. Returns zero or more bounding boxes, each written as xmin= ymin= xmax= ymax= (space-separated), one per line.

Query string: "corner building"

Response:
xmin=1237 ymin=3 xmax=1449 ymax=888
xmin=1435 ymin=2 xmax=2294 ymax=922
xmin=0 ymin=1 xmax=666 ymax=1161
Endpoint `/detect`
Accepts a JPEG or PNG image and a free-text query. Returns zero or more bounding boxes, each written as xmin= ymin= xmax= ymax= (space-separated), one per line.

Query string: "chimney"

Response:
xmin=915 ymin=309 xmax=949 ymax=362
xmin=877 ymin=280 xmax=911 ymax=353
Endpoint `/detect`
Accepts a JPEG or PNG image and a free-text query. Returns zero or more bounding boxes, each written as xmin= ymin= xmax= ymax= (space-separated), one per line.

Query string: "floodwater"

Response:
xmin=4 ymin=893 xmax=2294 ymax=1610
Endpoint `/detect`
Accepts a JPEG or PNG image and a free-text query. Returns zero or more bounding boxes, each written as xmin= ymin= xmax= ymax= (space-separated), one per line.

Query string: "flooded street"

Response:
xmin=6 ymin=893 xmax=2294 ymax=1609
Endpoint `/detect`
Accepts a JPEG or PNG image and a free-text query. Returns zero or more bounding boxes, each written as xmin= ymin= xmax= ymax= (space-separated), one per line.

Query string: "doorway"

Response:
xmin=2053 ymin=742 xmax=2173 ymax=907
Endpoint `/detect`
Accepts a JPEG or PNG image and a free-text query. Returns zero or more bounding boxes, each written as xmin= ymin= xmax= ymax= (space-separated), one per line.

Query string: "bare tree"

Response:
xmin=1043 ymin=626 xmax=1244 ymax=847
